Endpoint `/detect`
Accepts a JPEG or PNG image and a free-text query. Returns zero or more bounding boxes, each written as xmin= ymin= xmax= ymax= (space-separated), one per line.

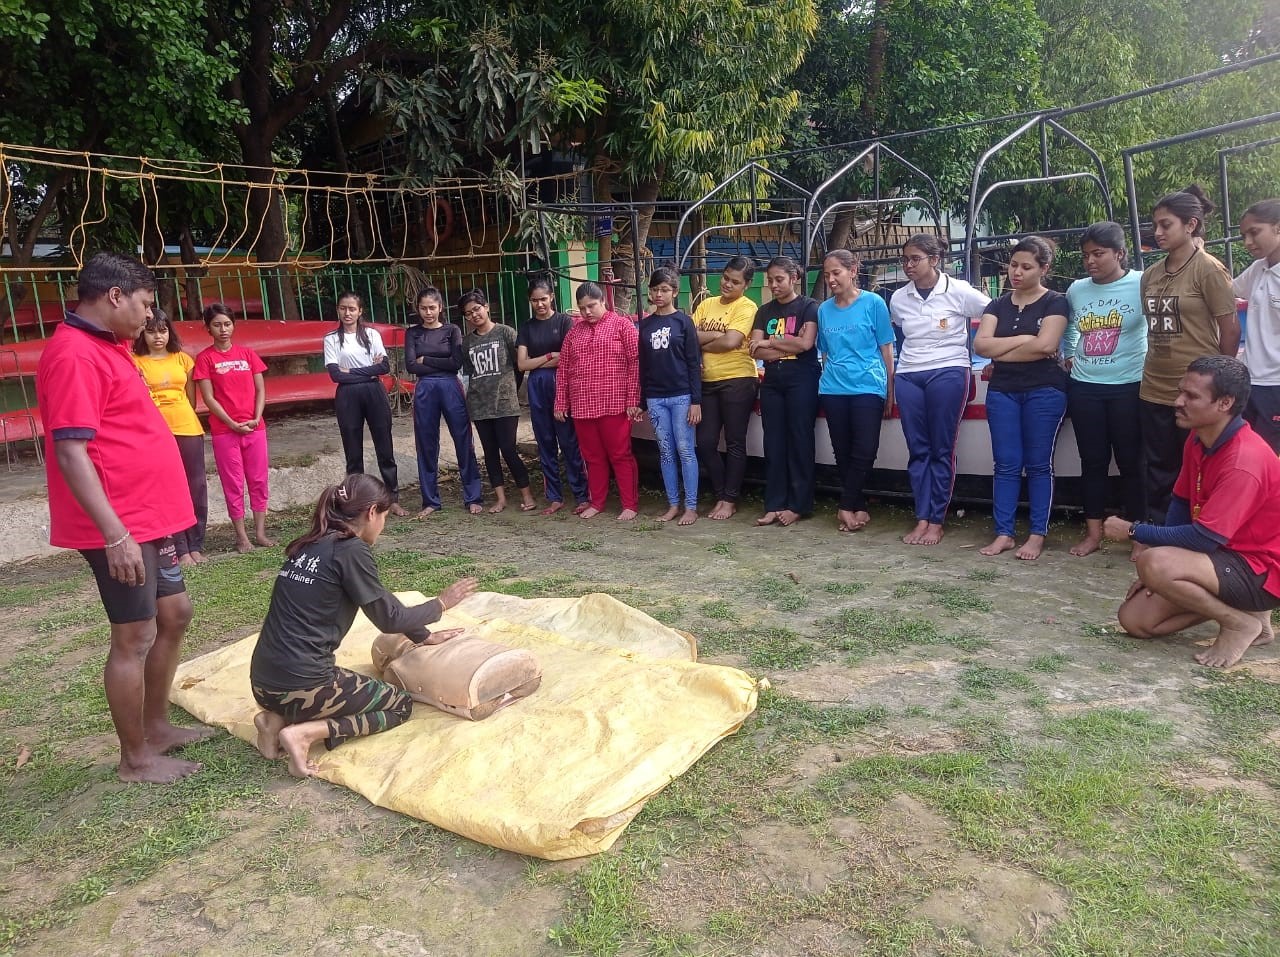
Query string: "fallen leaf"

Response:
xmin=15 ymin=746 xmax=31 ymax=769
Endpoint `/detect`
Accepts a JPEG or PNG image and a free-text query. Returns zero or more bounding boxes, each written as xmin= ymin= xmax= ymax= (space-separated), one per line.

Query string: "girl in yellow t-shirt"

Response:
xmin=692 ymin=256 xmax=759 ymax=520
xmin=133 ymin=308 xmax=208 ymax=565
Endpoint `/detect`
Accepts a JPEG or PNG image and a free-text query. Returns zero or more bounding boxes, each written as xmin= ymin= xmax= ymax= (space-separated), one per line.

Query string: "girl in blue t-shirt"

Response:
xmin=1063 ymin=222 xmax=1147 ymax=558
xmin=817 ymin=250 xmax=895 ymax=533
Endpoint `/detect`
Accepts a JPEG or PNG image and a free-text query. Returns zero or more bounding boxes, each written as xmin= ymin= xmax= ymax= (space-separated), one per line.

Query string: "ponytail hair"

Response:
xmin=1243 ymin=198 xmax=1280 ymax=227
xmin=723 ymin=255 xmax=755 ymax=282
xmin=576 ymin=281 xmax=605 ymax=303
xmin=1154 ymin=184 xmax=1215 ymax=238
xmin=286 ymin=473 xmax=395 ymax=558
xmin=1012 ymin=234 xmax=1057 ymax=267
xmin=765 ymin=256 xmax=803 ymax=282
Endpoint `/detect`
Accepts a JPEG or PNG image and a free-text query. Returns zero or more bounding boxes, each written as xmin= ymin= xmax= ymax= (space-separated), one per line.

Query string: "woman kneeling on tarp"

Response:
xmin=250 ymin=473 xmax=477 ymax=777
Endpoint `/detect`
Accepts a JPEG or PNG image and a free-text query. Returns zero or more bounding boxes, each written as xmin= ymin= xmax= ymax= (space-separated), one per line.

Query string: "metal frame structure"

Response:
xmin=531 ymin=201 xmax=647 ymax=312
xmin=1218 ymin=133 xmax=1280 ymax=274
xmin=1123 ymin=112 xmax=1280 ymax=269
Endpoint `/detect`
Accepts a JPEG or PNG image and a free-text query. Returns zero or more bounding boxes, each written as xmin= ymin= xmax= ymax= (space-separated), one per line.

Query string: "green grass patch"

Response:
xmin=758 ymin=688 xmax=888 ymax=740
xmin=707 ymin=541 xmax=733 ymax=557
xmin=893 ymin=580 xmax=993 ymax=613
xmin=746 ymin=627 xmax=817 ymax=670
xmin=561 ymin=539 xmax=602 ymax=552
xmin=698 ymin=599 xmax=736 ymax=621
xmin=957 ymin=664 xmax=1036 ymax=700
xmin=1030 ymin=651 xmax=1072 ymax=673
xmin=822 ymin=581 xmax=868 ymax=596
xmin=750 ymin=577 xmax=809 ymax=611
xmin=813 ymin=607 xmax=987 ymax=662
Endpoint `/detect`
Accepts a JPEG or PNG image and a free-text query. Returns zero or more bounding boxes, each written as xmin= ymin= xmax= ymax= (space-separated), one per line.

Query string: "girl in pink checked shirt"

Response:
xmin=553 ymin=282 xmax=642 ymax=521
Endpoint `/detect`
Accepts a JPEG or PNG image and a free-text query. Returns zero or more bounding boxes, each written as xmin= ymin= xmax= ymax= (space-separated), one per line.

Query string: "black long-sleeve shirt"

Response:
xmin=638 ymin=310 xmax=702 ymax=405
xmin=405 ymin=323 xmax=464 ymax=378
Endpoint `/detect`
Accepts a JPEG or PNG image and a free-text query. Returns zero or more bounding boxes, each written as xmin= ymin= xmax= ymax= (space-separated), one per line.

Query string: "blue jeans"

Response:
xmin=986 ymin=386 xmax=1066 ymax=537
xmin=895 ymin=367 xmax=970 ymax=524
xmin=412 ymin=377 xmax=483 ymax=509
xmin=527 ymin=368 xmax=588 ymax=503
xmin=647 ymin=394 xmax=699 ymax=509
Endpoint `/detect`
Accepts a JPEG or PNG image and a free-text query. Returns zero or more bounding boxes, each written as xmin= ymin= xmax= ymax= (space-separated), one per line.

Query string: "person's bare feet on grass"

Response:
xmin=838 ymin=509 xmax=870 ymax=532
xmin=919 ymin=523 xmax=945 ymax=546
xmin=388 ymin=503 xmax=408 ymax=517
xmin=179 ymin=553 xmax=196 ymax=568
xmin=118 ymin=753 xmax=202 ymax=784
xmin=519 ymin=491 xmax=537 ymax=511
xmin=903 ymin=519 xmax=929 ymax=544
xmin=1255 ymin=610 xmax=1276 ymax=647
xmin=1195 ymin=614 xmax=1264 ymax=668
xmin=278 ymin=722 xmax=329 ymax=778
xmin=709 ymin=501 xmax=737 ymax=520
xmin=254 ymin=710 xmax=286 ymax=759
xmin=579 ymin=506 xmax=601 ymax=520
xmin=778 ymin=509 xmax=802 ymax=527
xmin=980 ymin=534 xmax=1017 ymax=556
xmin=489 ymin=490 xmax=507 ymax=514
xmin=1071 ymin=533 xmax=1103 ymax=557
xmin=468 ymin=503 xmax=484 ymax=515
xmin=656 ymin=506 xmax=680 ymax=522
xmin=678 ymin=508 xmax=698 ymax=526
xmin=415 ymin=506 xmax=437 ymax=519
xmin=189 ymin=550 xmax=206 ymax=564
xmin=755 ymin=511 xmax=779 ymax=526
xmin=541 ymin=501 xmax=564 ymax=516
xmin=617 ymin=508 xmax=638 ymax=522
xmin=254 ymin=535 xmax=277 ymax=547
xmin=573 ymin=502 xmax=591 ymax=515
xmin=1015 ymin=534 xmax=1047 ymax=561
xmin=234 ymin=537 xmax=254 ymax=554
xmin=148 ymin=722 xmax=214 ymax=753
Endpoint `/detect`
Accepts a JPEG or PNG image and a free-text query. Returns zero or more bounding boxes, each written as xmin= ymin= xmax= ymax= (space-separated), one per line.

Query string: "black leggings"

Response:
xmin=335 ymin=380 xmax=398 ymax=493
xmin=474 ymin=415 xmax=530 ymax=489
xmin=696 ymin=376 xmax=758 ymax=502
xmin=253 ymin=666 xmax=413 ymax=750
xmin=174 ymin=433 xmax=208 ymax=555
xmin=1139 ymin=399 xmax=1188 ymax=525
xmin=1067 ymin=379 xmax=1146 ymax=521
xmin=822 ymin=393 xmax=885 ymax=511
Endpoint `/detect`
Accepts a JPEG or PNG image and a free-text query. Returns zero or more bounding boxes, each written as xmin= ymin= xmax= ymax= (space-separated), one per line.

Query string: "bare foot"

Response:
xmin=255 ymin=534 xmax=276 ymax=547
xmin=468 ymin=503 xmax=484 ymax=515
xmin=980 ymin=535 xmax=1017 ymax=556
xmin=617 ymin=509 xmax=638 ymax=522
xmin=1070 ymin=534 xmax=1103 ymax=557
xmin=755 ymin=511 xmax=779 ymax=527
xmin=519 ymin=492 xmax=537 ymax=511
xmin=234 ymin=538 xmax=254 ymax=554
xmin=254 ymin=710 xmax=286 ymax=759
xmin=415 ymin=506 xmax=437 ymax=519
xmin=1015 ymin=534 xmax=1047 ymax=561
xmin=541 ymin=502 xmax=564 ymax=516
xmin=678 ymin=509 xmax=698 ymax=526
xmin=656 ymin=506 xmax=680 ymax=522
xmin=903 ymin=520 xmax=929 ymax=544
xmin=579 ymin=506 xmax=601 ymax=520
xmin=488 ymin=497 xmax=507 ymax=514
xmin=572 ymin=502 xmax=591 ymax=515
xmin=147 ymin=723 xmax=214 ymax=753
xmin=278 ymin=724 xmax=327 ymax=778
xmin=709 ymin=501 xmax=737 ymax=520
xmin=118 ymin=753 xmax=202 ymax=784
xmin=1255 ymin=611 xmax=1276 ymax=647
xmin=919 ymin=523 xmax=945 ymax=546
xmin=838 ymin=510 xmax=870 ymax=532
xmin=179 ymin=553 xmax=196 ymax=568
xmin=189 ymin=551 xmax=207 ymax=564
xmin=1195 ymin=616 xmax=1265 ymax=668
xmin=778 ymin=510 xmax=802 ymax=527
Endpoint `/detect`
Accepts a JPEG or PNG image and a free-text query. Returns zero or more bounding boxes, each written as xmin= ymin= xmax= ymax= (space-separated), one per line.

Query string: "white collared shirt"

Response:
xmin=1236 ymin=258 xmax=1280 ymax=385
xmin=889 ymin=273 xmax=990 ymax=374
xmin=323 ymin=326 xmax=386 ymax=369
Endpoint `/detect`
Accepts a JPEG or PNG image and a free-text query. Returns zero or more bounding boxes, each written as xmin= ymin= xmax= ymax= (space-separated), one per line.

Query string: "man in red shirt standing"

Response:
xmin=1104 ymin=355 xmax=1280 ymax=668
xmin=38 ymin=252 xmax=205 ymax=782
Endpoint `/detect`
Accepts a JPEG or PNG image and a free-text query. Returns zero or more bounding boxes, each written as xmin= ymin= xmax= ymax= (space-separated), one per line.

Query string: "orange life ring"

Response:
xmin=424 ymin=198 xmax=454 ymax=246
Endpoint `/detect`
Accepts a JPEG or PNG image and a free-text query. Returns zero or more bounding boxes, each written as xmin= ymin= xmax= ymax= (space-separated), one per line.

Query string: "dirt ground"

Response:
xmin=2 ymin=411 xmax=1278 ymax=956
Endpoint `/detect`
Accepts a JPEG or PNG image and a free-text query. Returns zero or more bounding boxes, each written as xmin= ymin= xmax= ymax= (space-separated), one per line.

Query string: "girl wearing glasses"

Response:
xmin=889 ymin=235 xmax=990 ymax=545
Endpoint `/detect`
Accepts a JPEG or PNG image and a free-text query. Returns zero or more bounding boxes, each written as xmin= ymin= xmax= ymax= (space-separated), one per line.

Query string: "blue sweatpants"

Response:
xmin=526 ymin=368 xmax=588 ymax=504
xmin=895 ymin=367 xmax=969 ymax=524
xmin=412 ymin=376 xmax=483 ymax=510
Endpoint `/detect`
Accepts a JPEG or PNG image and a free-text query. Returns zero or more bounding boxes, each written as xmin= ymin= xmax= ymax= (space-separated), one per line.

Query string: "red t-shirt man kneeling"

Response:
xmin=1104 ymin=354 xmax=1280 ymax=668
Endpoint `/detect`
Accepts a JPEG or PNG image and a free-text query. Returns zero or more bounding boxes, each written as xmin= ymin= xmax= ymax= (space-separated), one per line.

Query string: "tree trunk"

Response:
xmin=863 ymin=0 xmax=891 ymax=132
xmin=325 ymin=91 xmax=371 ymax=258
xmin=179 ymin=226 xmax=207 ymax=322
xmin=689 ymin=208 xmax=708 ymax=303
xmin=592 ymin=161 xmax=615 ymax=298
xmin=610 ymin=175 xmax=662 ymax=315
xmin=239 ymin=133 xmax=300 ymax=322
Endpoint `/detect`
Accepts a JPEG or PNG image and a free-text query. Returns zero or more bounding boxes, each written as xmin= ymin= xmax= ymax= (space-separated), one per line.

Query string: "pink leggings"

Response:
xmin=211 ymin=428 xmax=270 ymax=520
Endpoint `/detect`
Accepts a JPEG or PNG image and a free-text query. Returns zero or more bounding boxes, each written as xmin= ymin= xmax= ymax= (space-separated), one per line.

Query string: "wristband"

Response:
xmin=106 ymin=532 xmax=131 ymax=549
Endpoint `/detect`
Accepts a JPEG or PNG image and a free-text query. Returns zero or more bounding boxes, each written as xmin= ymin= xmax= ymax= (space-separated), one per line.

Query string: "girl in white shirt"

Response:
xmin=889 ymin=234 xmax=989 ymax=545
xmin=324 ymin=291 xmax=406 ymax=515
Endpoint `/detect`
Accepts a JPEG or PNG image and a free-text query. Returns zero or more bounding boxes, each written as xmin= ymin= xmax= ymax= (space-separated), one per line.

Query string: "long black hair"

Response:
xmin=335 ymin=290 xmax=372 ymax=351
xmin=286 ymin=473 xmax=395 ymax=557
xmin=132 ymin=306 xmax=183 ymax=355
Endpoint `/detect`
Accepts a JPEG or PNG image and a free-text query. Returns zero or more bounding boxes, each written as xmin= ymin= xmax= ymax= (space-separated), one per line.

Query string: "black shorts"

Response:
xmin=1210 ymin=548 xmax=1280 ymax=613
xmin=80 ymin=537 xmax=187 ymax=624
xmin=1244 ymin=384 xmax=1280 ymax=454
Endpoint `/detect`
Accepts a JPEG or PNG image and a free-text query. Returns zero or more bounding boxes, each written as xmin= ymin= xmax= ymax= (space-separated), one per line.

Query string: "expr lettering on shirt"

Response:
xmin=214 ymin=359 xmax=251 ymax=374
xmin=1145 ymin=296 xmax=1183 ymax=335
xmin=469 ymin=341 xmax=502 ymax=377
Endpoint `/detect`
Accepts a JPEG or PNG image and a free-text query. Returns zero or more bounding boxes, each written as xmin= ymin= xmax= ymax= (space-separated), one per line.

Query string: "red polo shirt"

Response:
xmin=38 ymin=313 xmax=195 ymax=549
xmin=1175 ymin=418 xmax=1280 ymax=598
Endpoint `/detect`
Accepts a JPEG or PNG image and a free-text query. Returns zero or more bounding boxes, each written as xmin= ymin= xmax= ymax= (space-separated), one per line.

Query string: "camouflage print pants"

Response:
xmin=253 ymin=667 xmax=414 ymax=750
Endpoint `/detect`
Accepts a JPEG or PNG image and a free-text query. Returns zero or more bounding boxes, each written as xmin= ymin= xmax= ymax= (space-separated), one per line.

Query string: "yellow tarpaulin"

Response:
xmin=170 ymin=591 xmax=759 ymax=859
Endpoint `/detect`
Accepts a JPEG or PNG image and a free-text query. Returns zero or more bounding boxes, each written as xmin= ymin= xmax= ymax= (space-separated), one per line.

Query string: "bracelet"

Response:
xmin=105 ymin=531 xmax=131 ymax=549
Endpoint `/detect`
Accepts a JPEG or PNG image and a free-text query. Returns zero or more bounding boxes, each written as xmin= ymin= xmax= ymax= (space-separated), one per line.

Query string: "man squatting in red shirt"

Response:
xmin=1103 ymin=355 xmax=1280 ymax=668
xmin=37 ymin=252 xmax=208 ymax=783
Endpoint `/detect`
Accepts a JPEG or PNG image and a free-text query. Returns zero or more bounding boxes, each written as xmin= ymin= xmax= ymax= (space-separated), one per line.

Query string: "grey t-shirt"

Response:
xmin=464 ymin=323 xmax=520 ymax=420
